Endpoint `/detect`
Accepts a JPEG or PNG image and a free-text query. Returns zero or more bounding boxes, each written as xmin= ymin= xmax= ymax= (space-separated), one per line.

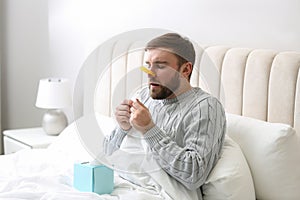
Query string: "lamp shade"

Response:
xmin=36 ymin=78 xmax=71 ymax=109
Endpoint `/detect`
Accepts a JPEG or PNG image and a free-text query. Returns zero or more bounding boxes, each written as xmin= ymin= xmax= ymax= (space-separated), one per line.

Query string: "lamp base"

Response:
xmin=42 ymin=109 xmax=68 ymax=136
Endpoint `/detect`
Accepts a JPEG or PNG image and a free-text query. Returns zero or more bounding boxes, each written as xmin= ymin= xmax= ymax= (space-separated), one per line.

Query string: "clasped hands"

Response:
xmin=115 ymin=99 xmax=155 ymax=134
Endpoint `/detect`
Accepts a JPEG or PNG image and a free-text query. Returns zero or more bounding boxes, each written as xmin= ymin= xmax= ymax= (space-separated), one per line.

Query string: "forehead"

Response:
xmin=145 ymin=48 xmax=178 ymax=62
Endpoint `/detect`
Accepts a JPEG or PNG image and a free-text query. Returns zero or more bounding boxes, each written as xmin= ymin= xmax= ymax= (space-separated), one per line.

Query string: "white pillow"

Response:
xmin=202 ymin=135 xmax=255 ymax=200
xmin=226 ymin=113 xmax=300 ymax=200
xmin=48 ymin=114 xmax=116 ymax=162
xmin=47 ymin=120 xmax=93 ymax=162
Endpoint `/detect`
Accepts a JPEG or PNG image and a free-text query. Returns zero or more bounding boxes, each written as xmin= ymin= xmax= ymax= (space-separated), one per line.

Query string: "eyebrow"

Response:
xmin=145 ymin=60 xmax=169 ymax=65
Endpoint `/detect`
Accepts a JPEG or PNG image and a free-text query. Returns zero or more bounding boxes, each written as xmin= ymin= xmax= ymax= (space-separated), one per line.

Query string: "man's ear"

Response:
xmin=180 ymin=62 xmax=193 ymax=79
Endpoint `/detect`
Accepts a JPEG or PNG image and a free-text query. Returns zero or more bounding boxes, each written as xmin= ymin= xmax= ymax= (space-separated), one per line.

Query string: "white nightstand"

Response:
xmin=3 ymin=127 xmax=58 ymax=154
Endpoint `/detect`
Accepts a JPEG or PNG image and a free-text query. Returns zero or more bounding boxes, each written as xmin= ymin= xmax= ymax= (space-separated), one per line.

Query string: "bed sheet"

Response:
xmin=0 ymin=149 xmax=169 ymax=200
xmin=0 ymin=114 xmax=197 ymax=200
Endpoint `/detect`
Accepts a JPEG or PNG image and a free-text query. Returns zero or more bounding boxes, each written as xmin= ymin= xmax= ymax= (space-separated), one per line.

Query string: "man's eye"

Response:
xmin=156 ymin=65 xmax=165 ymax=69
xmin=145 ymin=64 xmax=166 ymax=69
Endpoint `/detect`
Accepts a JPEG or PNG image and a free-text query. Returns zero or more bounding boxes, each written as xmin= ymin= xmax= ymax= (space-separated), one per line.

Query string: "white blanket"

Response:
xmin=0 ymin=115 xmax=197 ymax=200
xmin=0 ymin=149 xmax=167 ymax=200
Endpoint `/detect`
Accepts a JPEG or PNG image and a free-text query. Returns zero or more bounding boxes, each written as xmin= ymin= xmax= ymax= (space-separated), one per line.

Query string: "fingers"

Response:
xmin=130 ymin=99 xmax=146 ymax=116
xmin=136 ymin=99 xmax=146 ymax=108
xmin=120 ymin=99 xmax=133 ymax=107
xmin=116 ymin=110 xmax=131 ymax=119
xmin=116 ymin=105 xmax=131 ymax=114
xmin=116 ymin=99 xmax=146 ymax=117
xmin=130 ymin=106 xmax=135 ymax=114
xmin=117 ymin=100 xmax=133 ymax=112
xmin=115 ymin=99 xmax=134 ymax=131
xmin=129 ymin=100 xmax=154 ymax=134
xmin=132 ymin=98 xmax=146 ymax=109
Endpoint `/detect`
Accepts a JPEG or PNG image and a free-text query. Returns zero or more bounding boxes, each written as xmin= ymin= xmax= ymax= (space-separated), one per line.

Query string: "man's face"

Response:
xmin=145 ymin=48 xmax=181 ymax=99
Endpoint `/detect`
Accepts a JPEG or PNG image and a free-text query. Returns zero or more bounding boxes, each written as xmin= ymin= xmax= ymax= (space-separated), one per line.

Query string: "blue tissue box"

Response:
xmin=73 ymin=163 xmax=114 ymax=194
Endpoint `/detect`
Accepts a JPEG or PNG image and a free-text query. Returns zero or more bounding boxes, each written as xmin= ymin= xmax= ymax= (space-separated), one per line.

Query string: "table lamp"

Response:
xmin=36 ymin=78 xmax=71 ymax=136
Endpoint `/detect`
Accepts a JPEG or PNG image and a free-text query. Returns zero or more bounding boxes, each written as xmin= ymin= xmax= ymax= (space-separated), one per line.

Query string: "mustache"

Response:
xmin=149 ymin=79 xmax=160 ymax=84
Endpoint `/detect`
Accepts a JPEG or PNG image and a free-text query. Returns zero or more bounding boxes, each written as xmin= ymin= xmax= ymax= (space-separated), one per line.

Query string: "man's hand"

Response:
xmin=115 ymin=99 xmax=133 ymax=131
xmin=130 ymin=99 xmax=155 ymax=134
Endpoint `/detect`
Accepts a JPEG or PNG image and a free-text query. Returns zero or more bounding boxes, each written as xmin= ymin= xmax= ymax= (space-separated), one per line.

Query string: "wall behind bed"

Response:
xmin=1 ymin=0 xmax=300 ymax=153
xmin=0 ymin=0 xmax=2 ymax=153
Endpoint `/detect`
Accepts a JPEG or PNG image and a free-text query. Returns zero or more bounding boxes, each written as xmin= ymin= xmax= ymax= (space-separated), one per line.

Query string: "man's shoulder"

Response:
xmin=191 ymin=88 xmax=224 ymax=108
xmin=191 ymin=87 xmax=214 ymax=102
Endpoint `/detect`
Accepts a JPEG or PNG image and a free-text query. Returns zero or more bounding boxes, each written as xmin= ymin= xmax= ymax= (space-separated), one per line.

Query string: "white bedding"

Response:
xmin=0 ymin=114 xmax=197 ymax=200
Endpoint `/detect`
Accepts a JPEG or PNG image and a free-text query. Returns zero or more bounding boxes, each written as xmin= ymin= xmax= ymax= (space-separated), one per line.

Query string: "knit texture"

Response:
xmin=104 ymin=87 xmax=226 ymax=199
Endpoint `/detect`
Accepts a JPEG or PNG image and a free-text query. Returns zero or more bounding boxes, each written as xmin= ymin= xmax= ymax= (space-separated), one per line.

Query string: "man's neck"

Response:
xmin=167 ymin=83 xmax=192 ymax=99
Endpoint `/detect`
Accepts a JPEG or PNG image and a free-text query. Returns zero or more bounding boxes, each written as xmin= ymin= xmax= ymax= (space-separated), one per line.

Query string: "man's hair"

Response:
xmin=145 ymin=33 xmax=196 ymax=71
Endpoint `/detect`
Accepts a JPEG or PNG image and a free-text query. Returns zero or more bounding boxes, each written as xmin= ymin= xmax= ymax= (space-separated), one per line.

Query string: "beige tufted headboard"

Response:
xmin=80 ymin=41 xmax=300 ymax=133
xmin=193 ymin=46 xmax=300 ymax=134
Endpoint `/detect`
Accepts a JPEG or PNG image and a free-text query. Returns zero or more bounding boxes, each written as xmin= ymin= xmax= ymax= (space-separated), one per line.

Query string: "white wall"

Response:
xmin=0 ymin=0 xmax=3 ymax=153
xmin=49 ymin=0 xmax=300 ymax=57
xmin=1 ymin=0 xmax=300 ymax=136
xmin=48 ymin=0 xmax=300 ymax=117
xmin=1 ymin=0 xmax=50 ymax=131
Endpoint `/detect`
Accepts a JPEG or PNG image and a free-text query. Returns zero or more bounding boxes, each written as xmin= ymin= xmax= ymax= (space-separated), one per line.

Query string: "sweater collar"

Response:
xmin=160 ymin=87 xmax=196 ymax=105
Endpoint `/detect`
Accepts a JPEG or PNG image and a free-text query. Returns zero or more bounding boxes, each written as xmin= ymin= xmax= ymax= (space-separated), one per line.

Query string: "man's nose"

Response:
xmin=140 ymin=66 xmax=155 ymax=77
xmin=147 ymin=66 xmax=156 ymax=78
xmin=145 ymin=68 xmax=156 ymax=78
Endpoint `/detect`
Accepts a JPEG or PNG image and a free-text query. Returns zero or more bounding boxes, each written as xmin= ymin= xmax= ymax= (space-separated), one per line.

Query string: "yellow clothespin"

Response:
xmin=140 ymin=66 xmax=155 ymax=76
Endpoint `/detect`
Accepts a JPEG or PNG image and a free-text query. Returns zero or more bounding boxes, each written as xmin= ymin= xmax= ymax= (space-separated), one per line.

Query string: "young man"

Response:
xmin=104 ymin=33 xmax=226 ymax=199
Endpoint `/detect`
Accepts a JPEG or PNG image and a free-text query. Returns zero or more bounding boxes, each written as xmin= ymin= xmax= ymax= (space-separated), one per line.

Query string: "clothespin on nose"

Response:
xmin=140 ymin=66 xmax=155 ymax=77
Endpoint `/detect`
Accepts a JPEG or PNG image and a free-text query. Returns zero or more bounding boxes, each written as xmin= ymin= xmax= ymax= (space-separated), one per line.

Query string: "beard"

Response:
xmin=149 ymin=73 xmax=180 ymax=99
xmin=149 ymin=85 xmax=174 ymax=99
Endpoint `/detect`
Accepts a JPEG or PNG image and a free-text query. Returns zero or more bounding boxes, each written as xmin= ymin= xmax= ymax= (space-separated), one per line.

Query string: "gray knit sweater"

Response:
xmin=104 ymin=87 xmax=226 ymax=198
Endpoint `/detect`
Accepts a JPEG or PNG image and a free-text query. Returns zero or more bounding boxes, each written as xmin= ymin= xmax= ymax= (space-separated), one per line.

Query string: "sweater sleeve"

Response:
xmin=103 ymin=88 xmax=147 ymax=156
xmin=103 ymin=127 xmax=128 ymax=155
xmin=144 ymin=97 xmax=226 ymax=190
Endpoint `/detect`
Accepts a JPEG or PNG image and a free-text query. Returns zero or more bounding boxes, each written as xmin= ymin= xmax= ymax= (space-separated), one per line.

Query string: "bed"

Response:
xmin=1 ymin=30 xmax=300 ymax=200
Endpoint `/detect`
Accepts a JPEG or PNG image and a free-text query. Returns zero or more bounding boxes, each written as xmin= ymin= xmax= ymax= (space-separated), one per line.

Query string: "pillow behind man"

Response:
xmin=202 ymin=135 xmax=255 ymax=200
xmin=226 ymin=113 xmax=300 ymax=200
